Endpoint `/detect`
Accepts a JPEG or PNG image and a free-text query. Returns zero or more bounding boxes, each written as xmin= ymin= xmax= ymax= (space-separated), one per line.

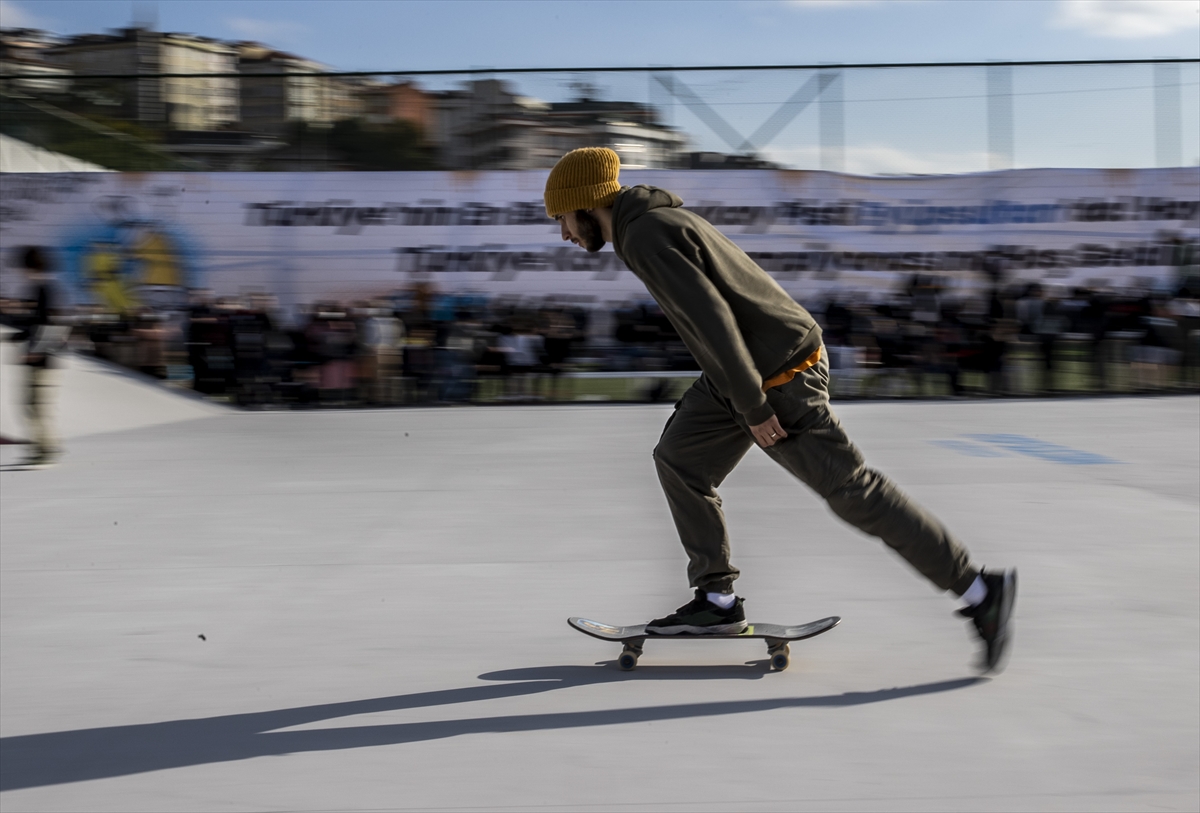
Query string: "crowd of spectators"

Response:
xmin=3 ymin=270 xmax=1199 ymax=406
xmin=817 ymin=275 xmax=1200 ymax=397
xmin=63 ymin=286 xmax=601 ymax=407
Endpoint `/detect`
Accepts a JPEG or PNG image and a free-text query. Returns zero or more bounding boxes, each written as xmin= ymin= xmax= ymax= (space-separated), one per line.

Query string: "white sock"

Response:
xmin=960 ymin=575 xmax=988 ymax=607
xmin=707 ymin=592 xmax=737 ymax=609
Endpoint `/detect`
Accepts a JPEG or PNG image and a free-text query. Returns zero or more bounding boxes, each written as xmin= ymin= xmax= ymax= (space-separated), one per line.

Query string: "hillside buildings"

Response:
xmin=0 ymin=28 xmax=71 ymax=93
xmin=360 ymin=80 xmax=434 ymax=132
xmin=46 ymin=28 xmax=239 ymax=131
xmin=1 ymin=26 xmax=691 ymax=170
xmin=431 ymin=79 xmax=686 ymax=170
xmin=235 ymin=43 xmax=364 ymax=135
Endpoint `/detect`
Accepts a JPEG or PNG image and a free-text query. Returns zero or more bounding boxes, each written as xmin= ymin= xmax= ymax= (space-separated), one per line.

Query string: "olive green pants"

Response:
xmin=24 ymin=365 xmax=60 ymax=458
xmin=653 ymin=352 xmax=978 ymax=596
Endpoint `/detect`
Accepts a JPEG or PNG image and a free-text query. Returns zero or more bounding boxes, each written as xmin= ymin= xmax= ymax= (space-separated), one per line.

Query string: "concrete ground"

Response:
xmin=0 ymin=354 xmax=1197 ymax=812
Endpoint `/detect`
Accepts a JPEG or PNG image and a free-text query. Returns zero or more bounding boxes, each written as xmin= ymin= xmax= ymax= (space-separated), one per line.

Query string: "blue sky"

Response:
xmin=5 ymin=0 xmax=1197 ymax=71
xmin=3 ymin=0 xmax=1198 ymax=171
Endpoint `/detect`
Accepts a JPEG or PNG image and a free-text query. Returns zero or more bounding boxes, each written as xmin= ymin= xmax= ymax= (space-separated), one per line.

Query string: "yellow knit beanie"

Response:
xmin=544 ymin=147 xmax=621 ymax=218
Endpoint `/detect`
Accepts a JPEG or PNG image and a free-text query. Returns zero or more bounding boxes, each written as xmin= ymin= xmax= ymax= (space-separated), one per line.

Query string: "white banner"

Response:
xmin=1 ymin=167 xmax=1197 ymax=316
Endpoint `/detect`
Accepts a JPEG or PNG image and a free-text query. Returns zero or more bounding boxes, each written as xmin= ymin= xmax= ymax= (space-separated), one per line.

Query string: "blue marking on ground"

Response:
xmin=964 ymin=434 xmax=1121 ymax=465
xmin=928 ymin=439 xmax=1009 ymax=458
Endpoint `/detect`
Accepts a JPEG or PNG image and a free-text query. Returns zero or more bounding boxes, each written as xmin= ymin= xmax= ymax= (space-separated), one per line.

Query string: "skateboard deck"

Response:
xmin=568 ymin=615 xmax=840 ymax=671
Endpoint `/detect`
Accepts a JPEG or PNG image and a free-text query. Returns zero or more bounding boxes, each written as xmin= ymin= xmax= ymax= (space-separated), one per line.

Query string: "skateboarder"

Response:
xmin=8 ymin=247 xmax=67 ymax=467
xmin=544 ymin=148 xmax=1017 ymax=670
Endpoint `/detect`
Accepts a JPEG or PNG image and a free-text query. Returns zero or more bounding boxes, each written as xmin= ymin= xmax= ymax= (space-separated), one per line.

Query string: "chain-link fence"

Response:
xmin=2 ymin=57 xmax=1197 ymax=406
xmin=2 ymin=58 xmax=1197 ymax=172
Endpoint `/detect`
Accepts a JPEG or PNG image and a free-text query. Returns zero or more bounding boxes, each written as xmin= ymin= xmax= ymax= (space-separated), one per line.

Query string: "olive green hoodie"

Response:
xmin=611 ymin=184 xmax=823 ymax=425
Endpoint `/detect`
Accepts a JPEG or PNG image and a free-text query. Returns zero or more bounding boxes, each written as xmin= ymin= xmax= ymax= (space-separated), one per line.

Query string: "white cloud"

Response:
xmin=225 ymin=17 xmax=309 ymax=46
xmin=1052 ymin=0 xmax=1200 ymax=39
xmin=0 ymin=0 xmax=48 ymax=29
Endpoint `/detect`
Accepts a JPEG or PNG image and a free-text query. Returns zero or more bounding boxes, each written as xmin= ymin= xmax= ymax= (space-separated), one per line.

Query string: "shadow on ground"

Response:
xmin=0 ymin=666 xmax=985 ymax=791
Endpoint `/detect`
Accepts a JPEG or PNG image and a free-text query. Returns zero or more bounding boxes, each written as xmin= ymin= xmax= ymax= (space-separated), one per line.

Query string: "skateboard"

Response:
xmin=568 ymin=615 xmax=840 ymax=671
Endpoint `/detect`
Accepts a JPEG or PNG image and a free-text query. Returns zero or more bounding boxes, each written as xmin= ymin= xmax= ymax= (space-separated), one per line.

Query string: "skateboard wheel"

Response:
xmin=618 ymin=649 xmax=639 ymax=671
xmin=768 ymin=643 xmax=791 ymax=671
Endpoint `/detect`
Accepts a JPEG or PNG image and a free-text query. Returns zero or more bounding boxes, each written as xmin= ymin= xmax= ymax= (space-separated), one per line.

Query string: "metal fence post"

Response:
xmin=987 ymin=63 xmax=1013 ymax=171
xmin=819 ymin=69 xmax=844 ymax=173
xmin=1154 ymin=62 xmax=1182 ymax=168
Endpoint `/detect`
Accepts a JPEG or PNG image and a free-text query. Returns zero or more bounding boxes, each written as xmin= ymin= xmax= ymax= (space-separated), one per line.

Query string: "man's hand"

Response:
xmin=749 ymin=414 xmax=788 ymax=448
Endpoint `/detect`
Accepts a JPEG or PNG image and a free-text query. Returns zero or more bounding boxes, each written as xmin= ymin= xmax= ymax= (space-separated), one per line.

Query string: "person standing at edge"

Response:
xmin=545 ymin=148 xmax=1017 ymax=671
xmin=9 ymin=247 xmax=67 ymax=467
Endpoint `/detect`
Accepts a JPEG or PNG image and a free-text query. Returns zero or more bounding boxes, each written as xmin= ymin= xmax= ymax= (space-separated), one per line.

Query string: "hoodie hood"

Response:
xmin=611 ymin=185 xmax=683 ymax=265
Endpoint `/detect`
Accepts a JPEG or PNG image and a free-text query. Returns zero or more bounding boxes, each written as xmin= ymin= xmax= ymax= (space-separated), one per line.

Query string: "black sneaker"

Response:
xmin=645 ymin=589 xmax=747 ymax=635
xmin=20 ymin=451 xmax=58 ymax=469
xmin=957 ymin=568 xmax=1017 ymax=673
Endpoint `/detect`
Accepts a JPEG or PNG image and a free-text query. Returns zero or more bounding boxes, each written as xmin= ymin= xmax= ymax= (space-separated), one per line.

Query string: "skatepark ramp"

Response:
xmin=1 ymin=326 xmax=225 ymax=444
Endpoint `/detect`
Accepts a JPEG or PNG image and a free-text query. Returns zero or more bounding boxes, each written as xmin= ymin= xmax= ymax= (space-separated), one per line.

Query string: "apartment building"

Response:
xmin=360 ymin=80 xmax=434 ymax=133
xmin=0 ymin=29 xmax=71 ymax=94
xmin=236 ymin=43 xmax=363 ymax=135
xmin=547 ymin=97 xmax=688 ymax=169
xmin=48 ymin=28 xmax=238 ymax=130
xmin=431 ymin=79 xmax=687 ymax=170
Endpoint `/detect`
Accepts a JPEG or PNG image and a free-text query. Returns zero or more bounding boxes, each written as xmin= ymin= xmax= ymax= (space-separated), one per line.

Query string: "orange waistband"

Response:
xmin=761 ymin=347 xmax=822 ymax=392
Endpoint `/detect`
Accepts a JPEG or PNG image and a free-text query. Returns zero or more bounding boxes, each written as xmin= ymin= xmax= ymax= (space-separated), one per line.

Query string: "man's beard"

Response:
xmin=574 ymin=210 xmax=606 ymax=253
